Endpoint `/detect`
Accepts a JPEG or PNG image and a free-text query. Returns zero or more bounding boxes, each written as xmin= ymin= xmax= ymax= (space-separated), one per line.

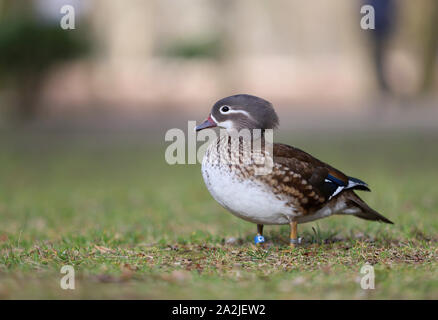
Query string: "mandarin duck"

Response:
xmin=196 ymin=94 xmax=393 ymax=247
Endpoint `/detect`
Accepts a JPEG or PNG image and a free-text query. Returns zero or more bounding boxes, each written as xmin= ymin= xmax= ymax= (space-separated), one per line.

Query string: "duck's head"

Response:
xmin=195 ymin=94 xmax=279 ymax=133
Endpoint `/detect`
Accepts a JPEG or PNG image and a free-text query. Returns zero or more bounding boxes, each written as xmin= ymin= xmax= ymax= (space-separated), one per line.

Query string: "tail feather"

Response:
xmin=345 ymin=191 xmax=394 ymax=224
xmin=347 ymin=176 xmax=371 ymax=192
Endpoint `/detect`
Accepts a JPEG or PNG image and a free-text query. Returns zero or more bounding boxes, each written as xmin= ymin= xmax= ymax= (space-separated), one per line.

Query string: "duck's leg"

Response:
xmin=289 ymin=221 xmax=298 ymax=248
xmin=254 ymin=224 xmax=265 ymax=245
xmin=257 ymin=224 xmax=264 ymax=236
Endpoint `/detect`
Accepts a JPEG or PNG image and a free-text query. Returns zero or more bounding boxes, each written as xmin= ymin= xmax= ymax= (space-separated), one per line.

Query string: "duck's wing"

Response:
xmin=264 ymin=143 xmax=370 ymax=212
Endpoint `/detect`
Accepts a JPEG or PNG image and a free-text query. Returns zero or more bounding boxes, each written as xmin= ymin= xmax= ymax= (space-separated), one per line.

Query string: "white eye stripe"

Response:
xmin=228 ymin=109 xmax=251 ymax=117
xmin=212 ymin=107 xmax=253 ymax=131
xmin=220 ymin=107 xmax=252 ymax=118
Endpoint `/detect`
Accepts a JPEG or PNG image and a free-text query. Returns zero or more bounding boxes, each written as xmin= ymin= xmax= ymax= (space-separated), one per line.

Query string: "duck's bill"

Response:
xmin=195 ymin=115 xmax=217 ymax=131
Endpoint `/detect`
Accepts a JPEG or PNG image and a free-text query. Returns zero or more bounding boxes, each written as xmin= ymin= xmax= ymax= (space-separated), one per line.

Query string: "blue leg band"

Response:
xmin=254 ymin=235 xmax=265 ymax=244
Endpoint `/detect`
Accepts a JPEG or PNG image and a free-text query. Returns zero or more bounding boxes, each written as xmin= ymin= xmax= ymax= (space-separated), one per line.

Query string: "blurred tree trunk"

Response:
xmin=420 ymin=0 xmax=438 ymax=93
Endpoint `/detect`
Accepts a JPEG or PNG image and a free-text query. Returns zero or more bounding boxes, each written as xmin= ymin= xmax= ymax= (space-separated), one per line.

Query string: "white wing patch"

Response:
xmin=329 ymin=186 xmax=344 ymax=200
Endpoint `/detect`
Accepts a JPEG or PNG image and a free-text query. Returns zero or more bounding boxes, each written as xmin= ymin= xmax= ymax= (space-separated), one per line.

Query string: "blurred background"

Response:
xmin=0 ymin=0 xmax=437 ymax=129
xmin=0 ymin=0 xmax=437 ymax=299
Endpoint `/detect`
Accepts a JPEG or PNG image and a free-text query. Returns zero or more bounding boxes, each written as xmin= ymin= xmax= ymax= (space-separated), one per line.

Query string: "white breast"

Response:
xmin=201 ymin=154 xmax=295 ymax=225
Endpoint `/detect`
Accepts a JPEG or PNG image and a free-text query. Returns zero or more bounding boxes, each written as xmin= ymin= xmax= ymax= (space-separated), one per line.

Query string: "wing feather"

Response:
xmin=272 ymin=143 xmax=353 ymax=208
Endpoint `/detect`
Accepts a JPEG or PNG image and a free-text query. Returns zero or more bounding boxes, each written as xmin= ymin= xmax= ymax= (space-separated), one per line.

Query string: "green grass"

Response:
xmin=0 ymin=130 xmax=437 ymax=299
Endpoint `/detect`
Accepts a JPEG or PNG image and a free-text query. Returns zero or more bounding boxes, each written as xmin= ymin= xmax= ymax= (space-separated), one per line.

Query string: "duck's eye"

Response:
xmin=220 ymin=106 xmax=230 ymax=113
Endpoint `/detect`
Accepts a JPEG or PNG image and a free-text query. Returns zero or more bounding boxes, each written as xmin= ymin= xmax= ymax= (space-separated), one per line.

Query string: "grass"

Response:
xmin=0 ymin=130 xmax=437 ymax=299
